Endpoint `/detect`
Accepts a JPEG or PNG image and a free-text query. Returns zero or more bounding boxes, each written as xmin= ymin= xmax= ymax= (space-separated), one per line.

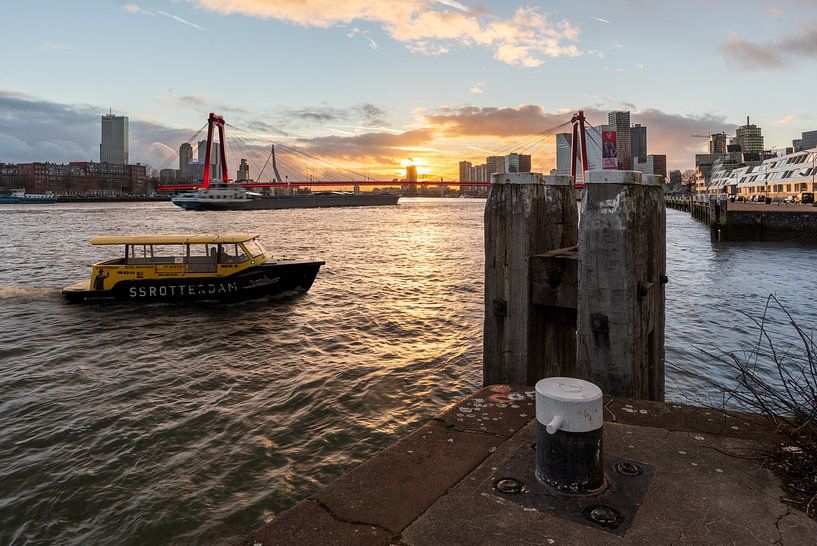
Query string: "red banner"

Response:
xmin=602 ymin=130 xmax=617 ymax=169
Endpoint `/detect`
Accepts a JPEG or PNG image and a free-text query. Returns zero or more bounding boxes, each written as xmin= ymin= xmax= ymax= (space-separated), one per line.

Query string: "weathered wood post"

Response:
xmin=576 ymin=171 xmax=666 ymax=401
xmin=483 ymin=173 xmax=578 ymax=386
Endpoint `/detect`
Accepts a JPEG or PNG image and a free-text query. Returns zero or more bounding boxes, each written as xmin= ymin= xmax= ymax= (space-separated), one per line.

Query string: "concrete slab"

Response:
xmin=402 ymin=421 xmax=815 ymax=545
xmin=245 ymin=386 xmax=816 ymax=545
xmin=436 ymin=384 xmax=535 ymax=437
xmin=240 ymin=500 xmax=392 ymax=546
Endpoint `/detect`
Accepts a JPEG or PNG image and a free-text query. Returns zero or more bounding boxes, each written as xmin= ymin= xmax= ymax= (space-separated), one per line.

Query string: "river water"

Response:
xmin=1 ymin=198 xmax=815 ymax=544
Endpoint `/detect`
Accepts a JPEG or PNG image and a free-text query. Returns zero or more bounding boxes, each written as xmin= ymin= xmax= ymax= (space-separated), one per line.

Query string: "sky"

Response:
xmin=2 ymin=0 xmax=817 ymax=179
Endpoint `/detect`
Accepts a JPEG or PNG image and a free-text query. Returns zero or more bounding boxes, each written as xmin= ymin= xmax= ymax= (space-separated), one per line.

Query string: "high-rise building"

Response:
xmin=632 ymin=154 xmax=667 ymax=178
xmin=608 ymin=111 xmax=631 ymax=169
xmin=406 ymin=165 xmax=417 ymax=182
xmin=179 ymin=143 xmax=193 ymax=179
xmin=734 ymin=117 xmax=763 ymax=153
xmin=458 ymin=160 xmax=472 ymax=182
xmin=555 ymin=126 xmax=610 ymax=180
xmin=100 ymin=114 xmax=129 ymax=165
xmin=630 ymin=123 xmax=647 ymax=162
xmin=485 ymin=156 xmax=505 ymax=178
xmin=237 ymin=159 xmax=250 ymax=181
xmin=502 ymin=153 xmax=532 ymax=173
xmin=198 ymin=140 xmax=222 ymax=180
xmin=797 ymin=130 xmax=817 ymax=151
xmin=708 ymin=133 xmax=727 ymax=154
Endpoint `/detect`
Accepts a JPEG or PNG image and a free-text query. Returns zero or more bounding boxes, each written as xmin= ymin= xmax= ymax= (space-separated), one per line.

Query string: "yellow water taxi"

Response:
xmin=62 ymin=233 xmax=323 ymax=303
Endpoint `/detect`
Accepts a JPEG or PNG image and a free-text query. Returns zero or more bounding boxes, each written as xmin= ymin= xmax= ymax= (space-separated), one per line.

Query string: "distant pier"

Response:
xmin=668 ymin=195 xmax=817 ymax=241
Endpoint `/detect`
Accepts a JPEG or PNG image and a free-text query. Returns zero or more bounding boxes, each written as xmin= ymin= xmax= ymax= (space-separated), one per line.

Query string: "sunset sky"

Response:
xmin=2 ymin=0 xmax=817 ymax=179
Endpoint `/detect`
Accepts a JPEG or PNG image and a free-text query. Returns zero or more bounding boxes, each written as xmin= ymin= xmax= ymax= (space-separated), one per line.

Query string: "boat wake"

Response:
xmin=0 ymin=285 xmax=61 ymax=302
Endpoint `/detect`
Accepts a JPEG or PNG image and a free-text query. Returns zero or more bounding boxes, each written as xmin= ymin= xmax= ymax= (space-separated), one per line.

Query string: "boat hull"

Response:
xmin=172 ymin=193 xmax=399 ymax=211
xmin=62 ymin=260 xmax=323 ymax=303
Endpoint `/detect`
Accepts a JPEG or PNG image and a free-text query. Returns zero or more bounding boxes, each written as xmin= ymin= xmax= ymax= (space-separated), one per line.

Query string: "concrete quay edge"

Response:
xmin=241 ymin=385 xmax=814 ymax=546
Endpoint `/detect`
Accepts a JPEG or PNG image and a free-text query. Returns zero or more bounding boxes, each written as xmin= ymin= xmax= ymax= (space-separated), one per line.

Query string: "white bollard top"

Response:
xmin=535 ymin=377 xmax=603 ymax=434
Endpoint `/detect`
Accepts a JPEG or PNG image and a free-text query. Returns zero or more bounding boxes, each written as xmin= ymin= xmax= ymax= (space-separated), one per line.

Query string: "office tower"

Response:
xmin=485 ymin=156 xmax=505 ymax=177
xmin=630 ymin=123 xmax=647 ymax=162
xmin=100 ymin=114 xmax=129 ymax=165
xmin=198 ymin=139 xmax=222 ymax=179
xmin=179 ymin=143 xmax=193 ymax=179
xmin=734 ymin=117 xmax=763 ymax=153
xmin=608 ymin=111 xmax=631 ymax=169
xmin=237 ymin=159 xmax=250 ymax=181
xmin=708 ymin=133 xmax=727 ymax=154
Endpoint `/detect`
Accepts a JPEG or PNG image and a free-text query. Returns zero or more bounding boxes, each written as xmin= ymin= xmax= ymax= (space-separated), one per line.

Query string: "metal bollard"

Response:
xmin=535 ymin=377 xmax=604 ymax=493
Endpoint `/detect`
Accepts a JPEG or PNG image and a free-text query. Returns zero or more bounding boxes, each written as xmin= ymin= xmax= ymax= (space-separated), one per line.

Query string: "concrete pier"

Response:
xmin=243 ymin=386 xmax=816 ymax=545
xmin=667 ymin=195 xmax=817 ymax=241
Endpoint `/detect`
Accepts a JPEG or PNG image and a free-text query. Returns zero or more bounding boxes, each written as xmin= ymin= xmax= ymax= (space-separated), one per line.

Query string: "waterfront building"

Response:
xmin=237 ymin=159 xmax=250 ymax=181
xmin=668 ymin=170 xmax=683 ymax=190
xmin=707 ymin=147 xmax=817 ymax=199
xmin=734 ymin=117 xmax=764 ymax=153
xmin=608 ymin=111 xmax=631 ymax=170
xmin=179 ymin=143 xmax=193 ymax=179
xmin=0 ymin=161 xmax=147 ymax=195
xmin=630 ymin=123 xmax=647 ymax=163
xmin=100 ymin=114 xmax=129 ymax=165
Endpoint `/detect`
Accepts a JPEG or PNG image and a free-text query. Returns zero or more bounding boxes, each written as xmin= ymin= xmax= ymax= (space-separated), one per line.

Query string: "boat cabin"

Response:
xmin=87 ymin=233 xmax=270 ymax=290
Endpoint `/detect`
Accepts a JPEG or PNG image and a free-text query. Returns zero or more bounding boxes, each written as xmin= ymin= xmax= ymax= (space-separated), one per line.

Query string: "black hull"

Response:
xmin=63 ymin=261 xmax=323 ymax=304
xmin=174 ymin=193 xmax=399 ymax=211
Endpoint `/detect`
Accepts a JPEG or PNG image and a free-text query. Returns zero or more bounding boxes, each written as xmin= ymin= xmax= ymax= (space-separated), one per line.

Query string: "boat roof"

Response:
xmin=90 ymin=233 xmax=259 ymax=245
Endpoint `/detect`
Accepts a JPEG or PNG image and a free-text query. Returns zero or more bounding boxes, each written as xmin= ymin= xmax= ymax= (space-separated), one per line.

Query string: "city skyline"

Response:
xmin=2 ymin=0 xmax=817 ymax=177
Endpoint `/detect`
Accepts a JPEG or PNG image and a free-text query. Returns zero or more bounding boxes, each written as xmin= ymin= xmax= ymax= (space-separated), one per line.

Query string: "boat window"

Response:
xmin=242 ymin=239 xmax=266 ymax=258
xmin=218 ymin=244 xmax=245 ymax=264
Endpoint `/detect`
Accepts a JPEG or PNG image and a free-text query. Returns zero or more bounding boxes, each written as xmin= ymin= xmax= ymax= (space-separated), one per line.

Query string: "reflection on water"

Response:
xmin=0 ymin=199 xmax=814 ymax=544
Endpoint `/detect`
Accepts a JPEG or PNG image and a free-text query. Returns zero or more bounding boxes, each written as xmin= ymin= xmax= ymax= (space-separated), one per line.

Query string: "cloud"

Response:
xmin=469 ymin=83 xmax=483 ymax=94
xmin=281 ymin=103 xmax=387 ymax=127
xmin=0 ymin=91 xmax=193 ymax=169
xmin=123 ymin=3 xmax=153 ymax=15
xmin=722 ymin=21 xmax=817 ymax=70
xmin=591 ymin=16 xmax=611 ymax=23
xmin=189 ymin=0 xmax=583 ymax=68
xmin=775 ymin=115 xmax=796 ymax=125
xmin=296 ymin=129 xmax=435 ymax=162
xmin=41 ymin=42 xmax=71 ymax=51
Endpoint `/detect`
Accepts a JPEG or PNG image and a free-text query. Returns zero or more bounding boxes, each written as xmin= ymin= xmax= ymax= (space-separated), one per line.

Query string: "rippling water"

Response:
xmin=0 ymin=199 xmax=814 ymax=544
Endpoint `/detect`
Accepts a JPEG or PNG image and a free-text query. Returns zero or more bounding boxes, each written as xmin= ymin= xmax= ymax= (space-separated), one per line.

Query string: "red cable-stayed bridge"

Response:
xmin=155 ymin=111 xmax=597 ymax=193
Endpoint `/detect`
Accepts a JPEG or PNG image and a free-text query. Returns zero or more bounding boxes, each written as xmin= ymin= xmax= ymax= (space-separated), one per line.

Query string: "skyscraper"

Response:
xmin=608 ymin=111 xmax=631 ymax=169
xmin=734 ymin=117 xmax=763 ymax=153
xmin=237 ymin=159 xmax=250 ymax=181
xmin=179 ymin=143 xmax=193 ymax=179
xmin=630 ymin=123 xmax=647 ymax=162
xmin=458 ymin=160 xmax=472 ymax=182
xmin=198 ymin=140 xmax=222 ymax=180
xmin=485 ymin=156 xmax=505 ymax=178
xmin=406 ymin=165 xmax=417 ymax=182
xmin=100 ymin=114 xmax=128 ymax=165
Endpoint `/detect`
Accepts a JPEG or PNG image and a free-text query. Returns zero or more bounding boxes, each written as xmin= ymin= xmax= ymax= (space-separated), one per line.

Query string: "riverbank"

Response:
xmin=245 ymin=385 xmax=816 ymax=544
